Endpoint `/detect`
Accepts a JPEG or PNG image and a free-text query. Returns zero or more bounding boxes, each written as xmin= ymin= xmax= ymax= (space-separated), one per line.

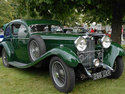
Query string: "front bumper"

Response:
xmin=84 ymin=63 xmax=114 ymax=80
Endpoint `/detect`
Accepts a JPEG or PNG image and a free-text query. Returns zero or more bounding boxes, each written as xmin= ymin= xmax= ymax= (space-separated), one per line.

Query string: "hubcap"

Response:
xmin=52 ymin=61 xmax=66 ymax=87
xmin=30 ymin=40 xmax=40 ymax=61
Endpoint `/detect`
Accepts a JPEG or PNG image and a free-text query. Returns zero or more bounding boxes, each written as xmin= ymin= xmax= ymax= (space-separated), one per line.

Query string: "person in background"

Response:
xmin=121 ymin=27 xmax=124 ymax=41
xmin=1 ymin=28 xmax=4 ymax=32
xmin=94 ymin=29 xmax=97 ymax=33
xmin=91 ymin=28 xmax=95 ymax=33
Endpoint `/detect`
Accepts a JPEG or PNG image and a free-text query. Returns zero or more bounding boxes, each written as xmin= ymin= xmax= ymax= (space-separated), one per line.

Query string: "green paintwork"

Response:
xmin=8 ymin=47 xmax=80 ymax=68
xmin=7 ymin=19 xmax=61 ymax=27
xmin=1 ymin=19 xmax=125 ymax=69
xmin=24 ymin=19 xmax=62 ymax=26
xmin=33 ymin=47 xmax=80 ymax=67
xmin=103 ymin=42 xmax=125 ymax=67
xmin=1 ymin=19 xmax=81 ymax=68
xmin=1 ymin=41 xmax=16 ymax=61
xmin=32 ymin=32 xmax=79 ymax=52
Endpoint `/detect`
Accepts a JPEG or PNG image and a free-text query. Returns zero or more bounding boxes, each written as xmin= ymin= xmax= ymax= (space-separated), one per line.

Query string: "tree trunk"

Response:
xmin=111 ymin=16 xmax=122 ymax=45
xmin=111 ymin=0 xmax=123 ymax=45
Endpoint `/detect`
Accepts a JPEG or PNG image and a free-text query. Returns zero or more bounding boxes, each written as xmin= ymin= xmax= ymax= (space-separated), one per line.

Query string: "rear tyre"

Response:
xmin=108 ymin=56 xmax=124 ymax=79
xmin=49 ymin=56 xmax=75 ymax=93
xmin=2 ymin=48 xmax=10 ymax=67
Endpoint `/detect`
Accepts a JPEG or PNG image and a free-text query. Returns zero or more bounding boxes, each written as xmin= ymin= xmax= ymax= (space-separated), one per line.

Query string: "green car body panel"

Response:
xmin=7 ymin=47 xmax=80 ymax=68
xmin=1 ymin=41 xmax=15 ymax=61
xmin=0 ymin=19 xmax=124 ymax=69
xmin=2 ymin=32 xmax=80 ymax=68
xmin=103 ymin=42 xmax=125 ymax=67
xmin=25 ymin=19 xmax=62 ymax=26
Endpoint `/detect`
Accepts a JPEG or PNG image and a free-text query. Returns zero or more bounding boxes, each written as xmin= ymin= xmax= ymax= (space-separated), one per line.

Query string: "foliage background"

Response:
xmin=0 ymin=0 xmax=125 ymax=43
xmin=1 ymin=0 xmax=125 ymax=27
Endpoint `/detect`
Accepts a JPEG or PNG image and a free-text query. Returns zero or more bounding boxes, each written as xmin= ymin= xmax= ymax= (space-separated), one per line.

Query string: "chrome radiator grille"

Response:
xmin=78 ymin=38 xmax=103 ymax=69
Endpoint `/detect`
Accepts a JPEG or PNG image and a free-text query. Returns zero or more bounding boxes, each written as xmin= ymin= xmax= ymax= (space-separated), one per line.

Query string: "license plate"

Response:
xmin=92 ymin=70 xmax=111 ymax=80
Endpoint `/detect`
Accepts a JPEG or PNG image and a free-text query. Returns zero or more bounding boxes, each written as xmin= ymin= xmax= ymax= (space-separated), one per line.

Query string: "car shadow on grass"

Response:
xmin=11 ymin=66 xmax=50 ymax=79
xmin=11 ymin=66 xmax=117 ymax=94
xmin=5 ymin=61 xmax=124 ymax=94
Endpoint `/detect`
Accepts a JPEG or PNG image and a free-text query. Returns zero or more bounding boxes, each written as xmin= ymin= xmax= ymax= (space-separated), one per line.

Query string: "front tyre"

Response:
xmin=49 ymin=56 xmax=75 ymax=93
xmin=109 ymin=56 xmax=124 ymax=79
xmin=2 ymin=48 xmax=10 ymax=67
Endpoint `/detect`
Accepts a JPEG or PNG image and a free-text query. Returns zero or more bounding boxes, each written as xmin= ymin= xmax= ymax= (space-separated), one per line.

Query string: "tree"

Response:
xmin=15 ymin=0 xmax=125 ymax=44
xmin=0 ymin=0 xmax=18 ymax=27
xmin=78 ymin=0 xmax=125 ymax=44
xmin=14 ymin=0 xmax=81 ymax=26
xmin=0 ymin=0 xmax=12 ymax=27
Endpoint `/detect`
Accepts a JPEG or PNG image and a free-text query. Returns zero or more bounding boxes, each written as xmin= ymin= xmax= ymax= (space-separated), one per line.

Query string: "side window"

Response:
xmin=12 ymin=23 xmax=28 ymax=38
xmin=12 ymin=24 xmax=21 ymax=35
xmin=30 ymin=24 xmax=50 ymax=32
xmin=5 ymin=26 xmax=11 ymax=36
xmin=18 ymin=24 xmax=28 ymax=38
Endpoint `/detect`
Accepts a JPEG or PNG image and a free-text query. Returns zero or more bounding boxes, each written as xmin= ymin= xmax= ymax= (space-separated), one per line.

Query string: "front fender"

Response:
xmin=33 ymin=47 xmax=80 ymax=67
xmin=103 ymin=42 xmax=125 ymax=67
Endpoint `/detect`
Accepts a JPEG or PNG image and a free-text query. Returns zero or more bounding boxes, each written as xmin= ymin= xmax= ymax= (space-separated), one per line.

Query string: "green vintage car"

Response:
xmin=0 ymin=19 xmax=124 ymax=93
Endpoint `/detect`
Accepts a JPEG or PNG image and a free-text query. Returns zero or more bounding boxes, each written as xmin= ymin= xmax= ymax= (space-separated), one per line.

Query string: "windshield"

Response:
xmin=74 ymin=28 xmax=88 ymax=33
xmin=29 ymin=24 xmax=63 ymax=33
xmin=63 ymin=27 xmax=88 ymax=34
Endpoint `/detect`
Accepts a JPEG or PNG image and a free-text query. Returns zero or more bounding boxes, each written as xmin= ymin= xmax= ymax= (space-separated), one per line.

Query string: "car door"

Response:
xmin=11 ymin=22 xmax=30 ymax=63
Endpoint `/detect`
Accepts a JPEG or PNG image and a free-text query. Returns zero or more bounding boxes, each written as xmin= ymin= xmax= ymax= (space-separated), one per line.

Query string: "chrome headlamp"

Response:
xmin=101 ymin=36 xmax=111 ymax=48
xmin=74 ymin=37 xmax=87 ymax=51
xmin=93 ymin=59 xmax=100 ymax=67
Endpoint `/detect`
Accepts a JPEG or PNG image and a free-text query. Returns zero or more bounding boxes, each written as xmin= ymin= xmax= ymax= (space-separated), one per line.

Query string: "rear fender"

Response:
xmin=0 ymin=43 xmax=3 ymax=57
xmin=1 ymin=41 xmax=15 ymax=61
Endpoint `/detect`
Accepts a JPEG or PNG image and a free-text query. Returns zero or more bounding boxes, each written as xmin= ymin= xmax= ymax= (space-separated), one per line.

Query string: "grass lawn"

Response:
xmin=0 ymin=48 xmax=125 ymax=94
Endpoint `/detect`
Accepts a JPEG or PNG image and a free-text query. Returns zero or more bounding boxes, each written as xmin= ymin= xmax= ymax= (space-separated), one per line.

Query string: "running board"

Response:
xmin=8 ymin=61 xmax=28 ymax=68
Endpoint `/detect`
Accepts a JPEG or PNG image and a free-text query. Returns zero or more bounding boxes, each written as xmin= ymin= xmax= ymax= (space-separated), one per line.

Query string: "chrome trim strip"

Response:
xmin=12 ymin=38 xmax=29 ymax=39
xmin=42 ymin=37 xmax=77 ymax=40
xmin=100 ymin=63 xmax=114 ymax=71
xmin=84 ymin=68 xmax=92 ymax=78
xmin=12 ymin=37 xmax=76 ymax=40
xmin=79 ymin=50 xmax=102 ymax=53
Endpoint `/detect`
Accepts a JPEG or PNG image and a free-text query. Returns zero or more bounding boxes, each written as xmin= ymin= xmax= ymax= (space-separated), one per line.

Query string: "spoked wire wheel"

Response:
xmin=49 ymin=56 xmax=75 ymax=93
xmin=52 ymin=61 xmax=66 ymax=87
xmin=2 ymin=48 xmax=10 ymax=67
xmin=28 ymin=35 xmax=46 ymax=62
xmin=29 ymin=40 xmax=40 ymax=61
